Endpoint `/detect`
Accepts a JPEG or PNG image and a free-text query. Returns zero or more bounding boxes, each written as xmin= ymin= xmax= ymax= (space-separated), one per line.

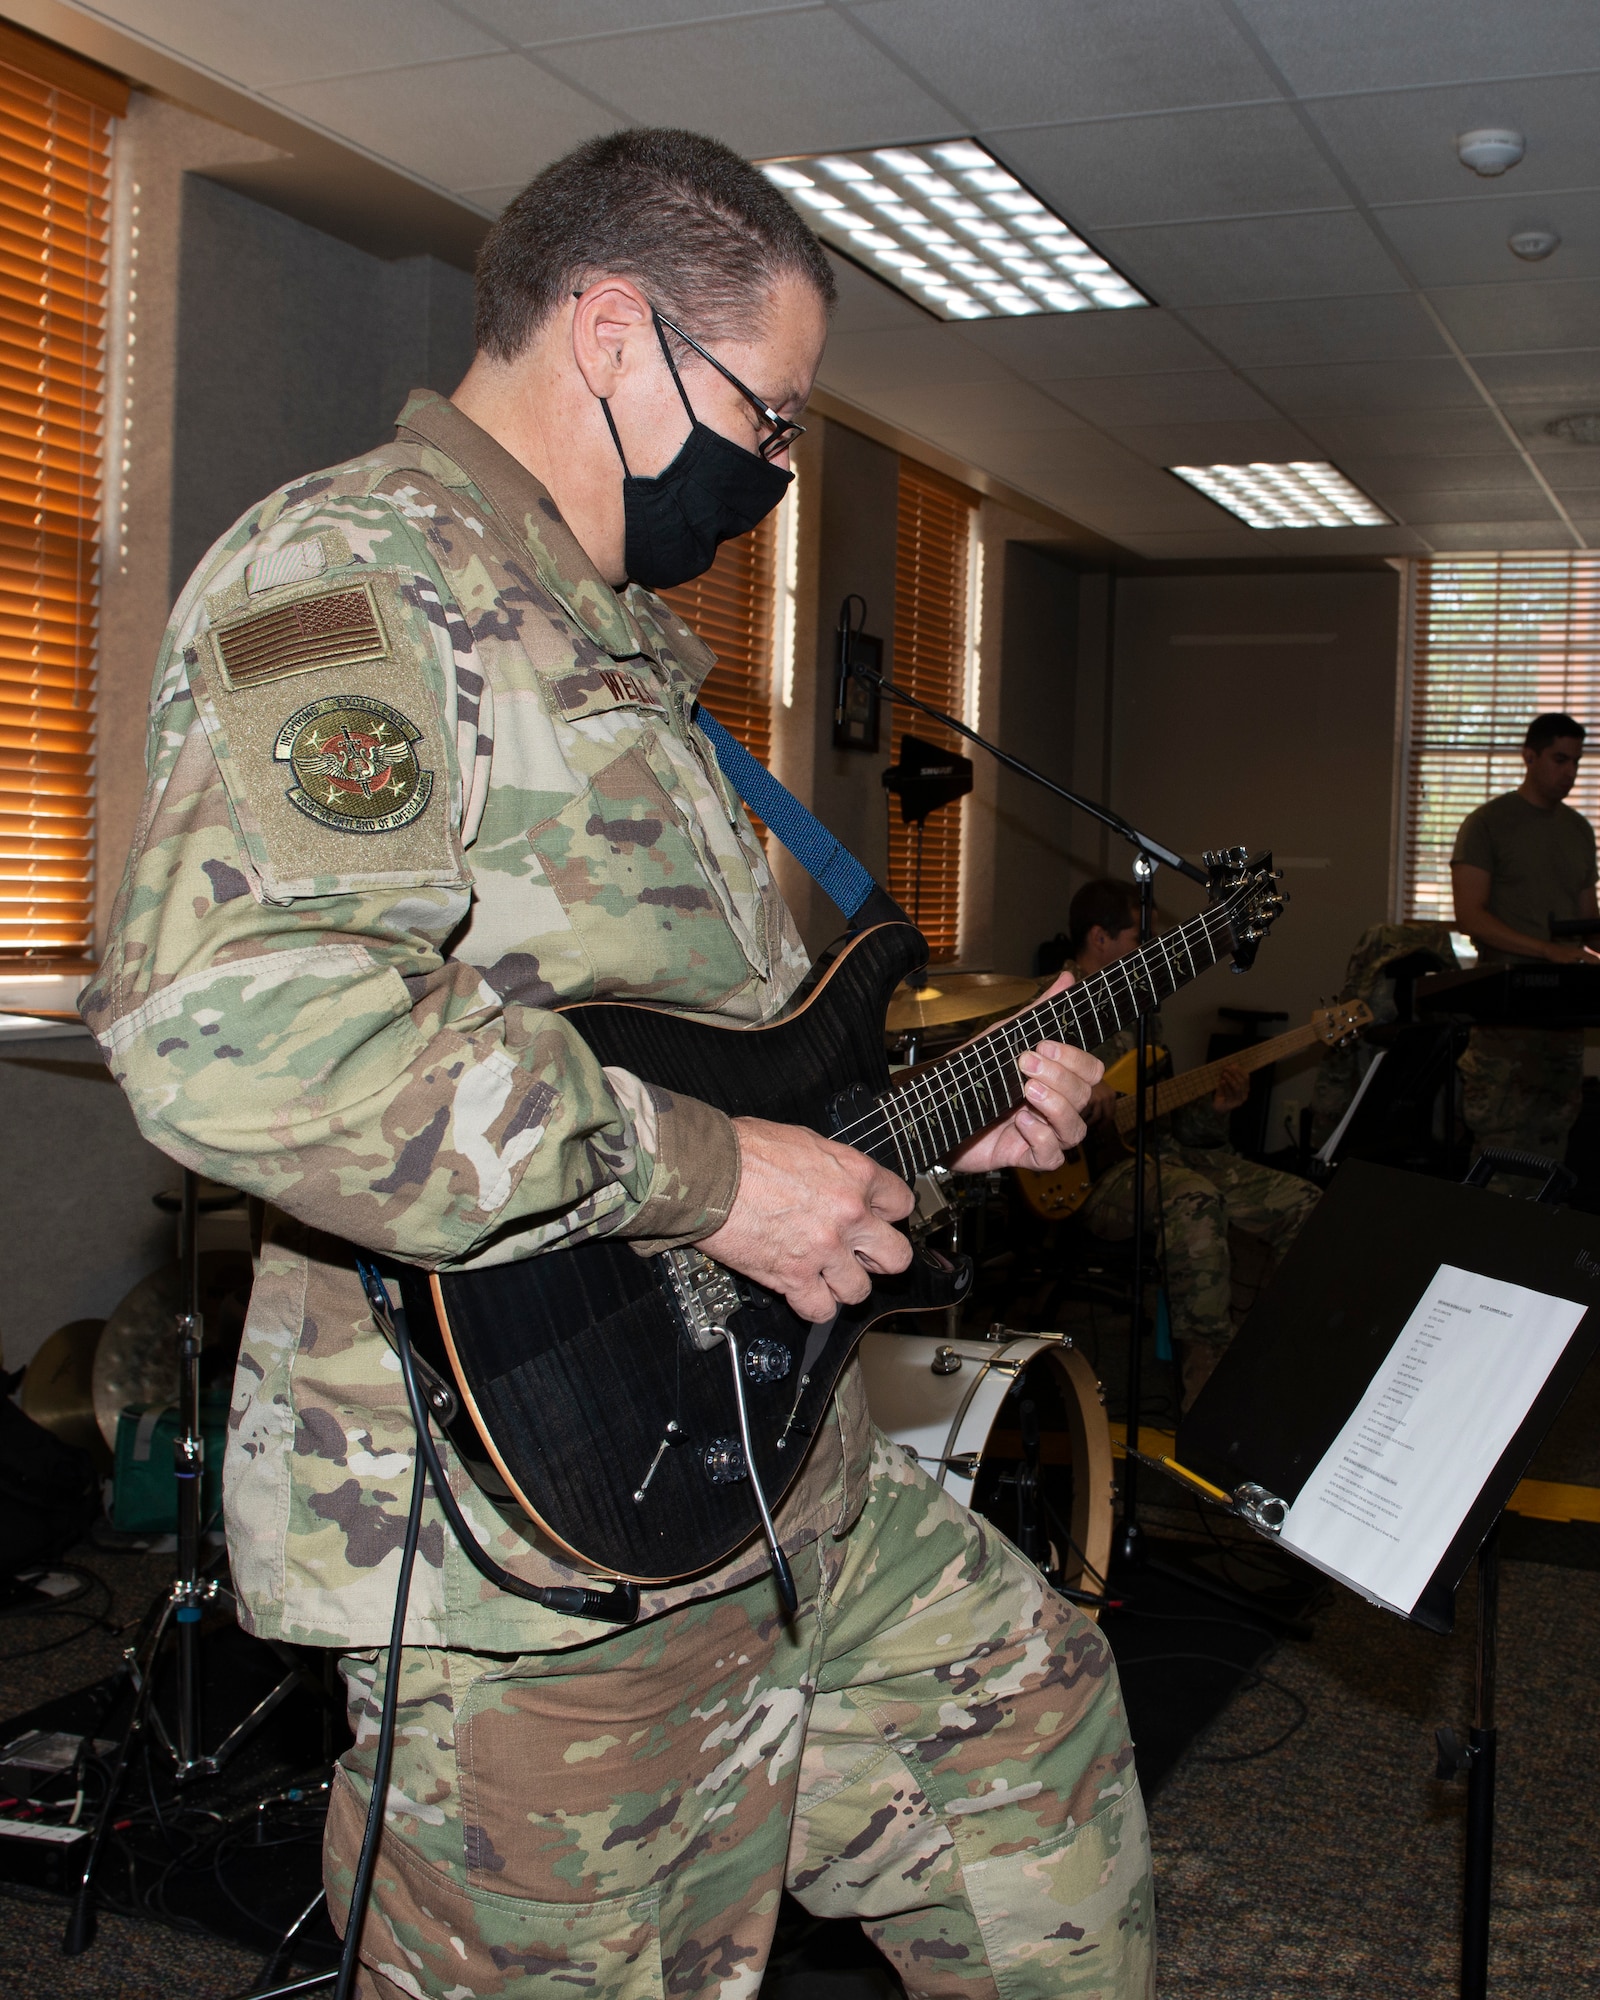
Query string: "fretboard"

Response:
xmin=1111 ymin=1016 xmax=1324 ymax=1137
xmin=839 ymin=895 xmax=1244 ymax=1181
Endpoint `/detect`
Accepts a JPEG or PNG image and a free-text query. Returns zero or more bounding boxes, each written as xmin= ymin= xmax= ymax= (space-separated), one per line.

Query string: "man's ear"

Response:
xmin=571 ymin=280 xmax=652 ymax=400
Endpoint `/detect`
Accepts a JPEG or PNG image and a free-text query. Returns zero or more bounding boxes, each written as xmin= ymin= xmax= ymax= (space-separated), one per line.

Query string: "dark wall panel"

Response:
xmin=170 ymin=174 xmax=473 ymax=595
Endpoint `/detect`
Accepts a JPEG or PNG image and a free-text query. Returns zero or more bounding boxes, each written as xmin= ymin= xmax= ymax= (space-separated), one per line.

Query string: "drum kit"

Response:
xmin=875 ymin=968 xmax=1118 ymax=1612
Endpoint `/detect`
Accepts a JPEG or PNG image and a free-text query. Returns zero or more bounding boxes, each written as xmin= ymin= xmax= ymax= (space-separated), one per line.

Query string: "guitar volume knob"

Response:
xmin=742 ymin=1337 xmax=792 ymax=1383
xmin=703 ymin=1438 xmax=748 ymax=1484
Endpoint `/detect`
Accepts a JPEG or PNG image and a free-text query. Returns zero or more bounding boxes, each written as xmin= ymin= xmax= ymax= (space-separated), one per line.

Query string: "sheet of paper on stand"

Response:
xmin=1279 ymin=1263 xmax=1586 ymax=1616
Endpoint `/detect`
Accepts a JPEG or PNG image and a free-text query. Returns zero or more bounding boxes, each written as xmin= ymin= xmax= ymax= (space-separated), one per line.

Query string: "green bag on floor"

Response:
xmin=111 ymin=1395 xmax=228 ymax=1535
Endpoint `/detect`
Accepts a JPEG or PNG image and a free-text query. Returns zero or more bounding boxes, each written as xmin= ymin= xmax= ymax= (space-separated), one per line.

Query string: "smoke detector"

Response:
xmin=1456 ymin=128 xmax=1526 ymax=176
xmin=1509 ymin=228 xmax=1560 ymax=260
xmin=1545 ymin=414 xmax=1600 ymax=447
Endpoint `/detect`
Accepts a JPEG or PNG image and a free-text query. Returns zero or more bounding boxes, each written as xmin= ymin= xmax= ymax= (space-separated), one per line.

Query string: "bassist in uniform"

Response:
xmin=1061 ymin=880 xmax=1319 ymax=1409
xmin=84 ymin=133 xmax=1154 ymax=1997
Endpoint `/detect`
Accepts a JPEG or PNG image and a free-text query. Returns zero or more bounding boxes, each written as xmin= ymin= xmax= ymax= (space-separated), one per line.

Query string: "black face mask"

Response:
xmin=602 ymin=323 xmax=793 ymax=591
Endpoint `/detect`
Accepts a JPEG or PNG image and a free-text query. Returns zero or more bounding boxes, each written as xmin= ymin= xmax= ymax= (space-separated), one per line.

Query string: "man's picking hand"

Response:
xmin=695 ymin=1117 xmax=914 ymax=1323
xmin=946 ymin=971 xmax=1102 ymax=1174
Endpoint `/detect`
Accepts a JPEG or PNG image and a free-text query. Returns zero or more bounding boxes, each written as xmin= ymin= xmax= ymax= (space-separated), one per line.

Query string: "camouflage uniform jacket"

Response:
xmin=1062 ymin=956 xmax=1227 ymax=1150
xmin=83 ymin=390 xmax=873 ymax=1651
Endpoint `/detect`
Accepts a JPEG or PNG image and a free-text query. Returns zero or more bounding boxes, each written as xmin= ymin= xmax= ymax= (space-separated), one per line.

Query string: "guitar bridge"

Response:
xmin=662 ymin=1247 xmax=745 ymax=1354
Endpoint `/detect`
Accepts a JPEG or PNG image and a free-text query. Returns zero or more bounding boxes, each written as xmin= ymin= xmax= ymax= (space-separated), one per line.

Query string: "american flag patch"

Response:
xmin=214 ymin=583 xmax=387 ymax=690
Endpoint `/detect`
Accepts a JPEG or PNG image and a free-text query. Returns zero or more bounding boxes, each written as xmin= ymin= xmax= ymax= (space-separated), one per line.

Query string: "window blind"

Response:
xmin=660 ymin=509 xmax=777 ymax=834
xmin=1402 ymin=554 xmax=1600 ymax=926
xmin=0 ymin=51 xmax=113 ymax=966
xmin=890 ymin=459 xmax=976 ymax=963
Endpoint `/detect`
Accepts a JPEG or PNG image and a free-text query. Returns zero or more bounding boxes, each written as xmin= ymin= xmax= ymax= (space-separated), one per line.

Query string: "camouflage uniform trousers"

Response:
xmin=1082 ymin=1144 xmax=1319 ymax=1351
xmin=1459 ymin=1026 xmax=1585 ymax=1167
xmin=325 ymin=1435 xmax=1154 ymax=2000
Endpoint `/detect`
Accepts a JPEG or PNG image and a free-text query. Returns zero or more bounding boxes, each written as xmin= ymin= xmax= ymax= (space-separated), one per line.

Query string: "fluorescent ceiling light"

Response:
xmin=760 ymin=139 xmax=1149 ymax=321
xmin=1170 ymin=461 xmax=1391 ymax=530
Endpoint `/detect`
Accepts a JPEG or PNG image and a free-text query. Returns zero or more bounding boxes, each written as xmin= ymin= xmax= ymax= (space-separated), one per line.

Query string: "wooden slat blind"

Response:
xmin=890 ymin=459 xmax=976 ymax=963
xmin=660 ymin=511 xmax=777 ymax=830
xmin=0 ymin=57 xmax=108 ymax=966
xmin=1402 ymin=553 xmax=1600 ymax=925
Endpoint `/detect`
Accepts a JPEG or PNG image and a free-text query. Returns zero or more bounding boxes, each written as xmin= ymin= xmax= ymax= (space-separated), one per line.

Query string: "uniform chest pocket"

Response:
xmin=527 ymin=743 xmax=758 ymax=1010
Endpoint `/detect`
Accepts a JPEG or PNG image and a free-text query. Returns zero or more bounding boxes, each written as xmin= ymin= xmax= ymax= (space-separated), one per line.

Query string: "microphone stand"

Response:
xmin=846 ymin=661 xmax=1206 ymax=1561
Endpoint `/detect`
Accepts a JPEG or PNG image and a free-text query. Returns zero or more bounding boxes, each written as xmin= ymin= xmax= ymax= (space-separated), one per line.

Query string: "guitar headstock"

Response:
xmin=1202 ymin=846 xmax=1285 ymax=972
xmin=1312 ymin=997 xmax=1374 ymax=1045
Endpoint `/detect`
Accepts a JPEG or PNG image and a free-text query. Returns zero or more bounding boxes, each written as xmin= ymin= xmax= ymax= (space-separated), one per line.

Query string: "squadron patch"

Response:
xmin=273 ymin=695 xmax=434 ymax=835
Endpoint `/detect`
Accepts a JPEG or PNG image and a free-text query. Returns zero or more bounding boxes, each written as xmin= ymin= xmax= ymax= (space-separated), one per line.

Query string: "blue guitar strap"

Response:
xmin=695 ymin=705 xmax=906 ymax=928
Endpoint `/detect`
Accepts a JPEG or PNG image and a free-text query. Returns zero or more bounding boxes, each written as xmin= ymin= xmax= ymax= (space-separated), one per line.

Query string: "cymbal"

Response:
xmin=90 ymin=1251 xmax=254 ymax=1450
xmin=20 ymin=1318 xmax=109 ymax=1469
xmin=886 ymin=971 xmax=1046 ymax=1033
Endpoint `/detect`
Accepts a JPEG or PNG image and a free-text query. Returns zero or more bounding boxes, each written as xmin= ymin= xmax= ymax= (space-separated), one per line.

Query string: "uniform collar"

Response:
xmin=393 ymin=388 xmax=648 ymax=662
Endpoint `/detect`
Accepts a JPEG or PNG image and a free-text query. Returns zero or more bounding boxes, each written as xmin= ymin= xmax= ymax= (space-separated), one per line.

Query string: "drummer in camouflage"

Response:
xmin=85 ymin=130 xmax=1150 ymax=1997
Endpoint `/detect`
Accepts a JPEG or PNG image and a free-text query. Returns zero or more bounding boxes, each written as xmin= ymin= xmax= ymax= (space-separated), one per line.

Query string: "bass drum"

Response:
xmin=859 ymin=1330 xmax=1114 ymax=1615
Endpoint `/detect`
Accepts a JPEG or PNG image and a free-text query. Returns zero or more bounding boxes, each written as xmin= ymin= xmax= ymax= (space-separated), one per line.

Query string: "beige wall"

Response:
xmin=94 ymin=93 xmax=280 ymax=958
xmin=1109 ymin=567 xmax=1403 ymax=1137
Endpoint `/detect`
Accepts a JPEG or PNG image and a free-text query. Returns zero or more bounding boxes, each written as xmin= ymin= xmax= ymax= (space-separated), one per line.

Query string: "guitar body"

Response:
xmin=397 ymin=921 xmax=971 ymax=1585
xmin=391 ymin=848 xmax=1288 ymax=1591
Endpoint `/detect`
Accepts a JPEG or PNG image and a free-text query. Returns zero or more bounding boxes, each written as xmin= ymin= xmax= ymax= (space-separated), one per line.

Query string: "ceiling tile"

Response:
xmin=1529 ymin=452 xmax=1600 ymax=492
xmin=1308 ymin=408 xmax=1516 ymax=456
xmin=1409 ymin=520 xmax=1584 ymax=550
xmin=1092 ymin=211 xmax=1404 ymax=307
xmin=839 ymin=0 xmax=1272 ymax=125
xmin=953 ymin=310 xmax=1217 ymax=377
xmin=533 ymin=11 xmax=950 ymax=158
xmin=1247 ymin=357 xmax=1484 ymax=413
xmin=873 ymin=379 xmax=1091 ymax=432
xmin=1234 ymin=0 xmax=1600 ymax=95
xmin=461 ymin=0 xmax=804 ymax=40
xmin=1305 ymin=77 xmax=1600 ymax=208
xmin=1429 ymin=281 xmax=1600 ymax=355
xmin=995 ymin=104 xmax=1347 ymax=230
xmin=817 ymin=327 xmax=1011 ymax=397
xmin=1337 ymin=451 xmax=1536 ymax=493
xmin=270 ymin=54 xmax=610 ymax=190
xmin=1375 ymin=190 xmax=1600 ymax=288
xmin=1473 ymin=350 xmax=1600 ymax=404
xmin=1384 ymin=489 xmax=1559 ymax=523
xmin=1107 ymin=418 xmax=1325 ymax=463
xmin=100 ymin=0 xmax=500 ymax=87
xmin=454 ymin=183 xmax=524 ymax=213
xmin=1044 ymin=370 xmax=1275 ymax=426
xmin=1182 ymin=293 xmax=1447 ymax=367
xmin=1080 ymin=498 xmax=1248 ymax=535
xmin=1228 ymin=524 xmax=1427 ymax=555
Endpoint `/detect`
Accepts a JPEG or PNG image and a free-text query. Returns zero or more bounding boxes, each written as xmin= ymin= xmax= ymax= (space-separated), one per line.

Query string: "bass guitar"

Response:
xmin=395 ymin=848 xmax=1284 ymax=1589
xmin=1014 ymin=997 xmax=1372 ymax=1219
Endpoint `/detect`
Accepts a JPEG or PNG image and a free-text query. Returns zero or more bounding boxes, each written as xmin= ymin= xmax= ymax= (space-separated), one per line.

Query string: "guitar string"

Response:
xmin=844 ymin=902 xmax=1232 ymax=1168
xmin=835 ymin=897 xmax=1242 ymax=1172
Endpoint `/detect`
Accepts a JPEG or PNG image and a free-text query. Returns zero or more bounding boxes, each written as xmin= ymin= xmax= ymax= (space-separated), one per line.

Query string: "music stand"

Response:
xmin=1170 ymin=1155 xmax=1600 ymax=1999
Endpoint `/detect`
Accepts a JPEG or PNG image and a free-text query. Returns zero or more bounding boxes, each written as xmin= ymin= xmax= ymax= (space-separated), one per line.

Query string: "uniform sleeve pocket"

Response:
xmin=187 ymin=564 xmax=468 ymax=903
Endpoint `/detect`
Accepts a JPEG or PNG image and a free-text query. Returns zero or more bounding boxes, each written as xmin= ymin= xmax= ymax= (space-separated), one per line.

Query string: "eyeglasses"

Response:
xmin=648 ymin=308 xmax=800 ymax=464
xmin=572 ymin=288 xmax=808 ymax=462
xmin=652 ymin=309 xmax=806 ymax=462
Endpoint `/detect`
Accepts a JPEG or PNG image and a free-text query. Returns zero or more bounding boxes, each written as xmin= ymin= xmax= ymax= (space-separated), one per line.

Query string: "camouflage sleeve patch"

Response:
xmin=187 ymin=563 xmax=467 ymax=902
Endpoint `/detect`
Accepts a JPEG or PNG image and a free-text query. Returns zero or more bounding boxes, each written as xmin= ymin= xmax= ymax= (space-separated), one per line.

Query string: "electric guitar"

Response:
xmin=395 ymin=849 xmax=1284 ymax=1585
xmin=1014 ymin=997 xmax=1372 ymax=1219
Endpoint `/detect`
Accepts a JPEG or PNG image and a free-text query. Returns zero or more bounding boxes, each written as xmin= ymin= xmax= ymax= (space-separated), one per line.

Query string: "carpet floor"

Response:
xmin=2 ymin=1534 xmax=1596 ymax=1996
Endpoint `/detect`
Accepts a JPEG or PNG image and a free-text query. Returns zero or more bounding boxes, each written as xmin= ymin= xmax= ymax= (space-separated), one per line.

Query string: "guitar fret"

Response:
xmin=855 ymin=873 xmax=1265 ymax=1175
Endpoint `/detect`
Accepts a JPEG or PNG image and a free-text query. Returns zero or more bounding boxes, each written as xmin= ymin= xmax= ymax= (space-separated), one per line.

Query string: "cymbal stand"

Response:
xmin=65 ymin=1168 xmax=307 ymax=1953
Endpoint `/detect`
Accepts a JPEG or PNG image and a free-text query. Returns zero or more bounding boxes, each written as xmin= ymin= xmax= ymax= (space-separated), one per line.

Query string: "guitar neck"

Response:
xmin=1112 ymin=1017 xmax=1323 ymax=1137
xmin=843 ymin=895 xmax=1250 ymax=1182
